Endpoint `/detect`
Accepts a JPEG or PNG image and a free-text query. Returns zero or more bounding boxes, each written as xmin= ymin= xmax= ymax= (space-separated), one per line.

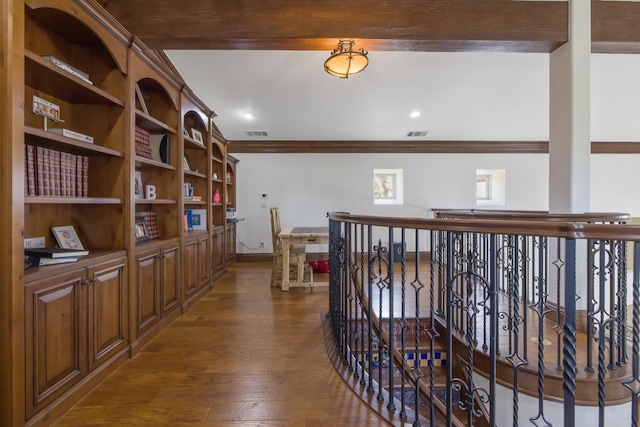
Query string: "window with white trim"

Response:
xmin=476 ymin=169 xmax=506 ymax=206
xmin=374 ymin=169 xmax=404 ymax=205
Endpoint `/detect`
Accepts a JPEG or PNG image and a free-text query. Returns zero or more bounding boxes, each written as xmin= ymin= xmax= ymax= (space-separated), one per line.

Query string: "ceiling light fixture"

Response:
xmin=324 ymin=40 xmax=369 ymax=79
xmin=410 ymin=111 xmax=421 ymax=118
xmin=241 ymin=112 xmax=255 ymax=120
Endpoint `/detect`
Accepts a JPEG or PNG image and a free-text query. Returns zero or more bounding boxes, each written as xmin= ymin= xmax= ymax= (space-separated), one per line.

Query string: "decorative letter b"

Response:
xmin=145 ymin=185 xmax=157 ymax=200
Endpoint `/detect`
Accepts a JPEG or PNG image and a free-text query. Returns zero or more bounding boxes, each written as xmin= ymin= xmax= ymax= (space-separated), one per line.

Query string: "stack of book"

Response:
xmin=25 ymin=247 xmax=89 ymax=267
xmin=135 ymin=126 xmax=152 ymax=159
xmin=24 ymin=145 xmax=89 ymax=197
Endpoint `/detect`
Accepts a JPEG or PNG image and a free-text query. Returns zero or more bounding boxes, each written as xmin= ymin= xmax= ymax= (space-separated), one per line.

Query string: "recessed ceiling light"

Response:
xmin=241 ymin=111 xmax=255 ymax=120
xmin=409 ymin=111 xmax=421 ymax=118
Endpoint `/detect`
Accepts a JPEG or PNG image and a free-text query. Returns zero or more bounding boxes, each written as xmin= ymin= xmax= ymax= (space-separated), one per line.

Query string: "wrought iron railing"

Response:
xmin=327 ymin=211 xmax=639 ymax=427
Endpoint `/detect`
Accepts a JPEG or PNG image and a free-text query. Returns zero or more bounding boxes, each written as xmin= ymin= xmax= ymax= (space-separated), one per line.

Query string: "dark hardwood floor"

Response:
xmin=53 ymin=262 xmax=389 ymax=426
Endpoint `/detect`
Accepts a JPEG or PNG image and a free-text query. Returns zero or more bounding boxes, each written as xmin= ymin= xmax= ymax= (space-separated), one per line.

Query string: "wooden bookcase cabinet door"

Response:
xmin=211 ymin=227 xmax=225 ymax=275
xmin=135 ymin=241 xmax=181 ymax=337
xmin=184 ymin=236 xmax=198 ymax=299
xmin=225 ymin=223 xmax=236 ymax=265
xmin=197 ymin=233 xmax=210 ymax=289
xmin=25 ymin=268 xmax=86 ymax=419
xmin=135 ymin=248 xmax=161 ymax=336
xmin=86 ymin=257 xmax=128 ymax=372
xmin=24 ymin=255 xmax=127 ymax=419
xmin=160 ymin=242 xmax=180 ymax=316
xmin=184 ymin=232 xmax=210 ymax=301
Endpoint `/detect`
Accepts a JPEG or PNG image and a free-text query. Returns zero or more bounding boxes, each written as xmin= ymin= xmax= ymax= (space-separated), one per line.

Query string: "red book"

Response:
xmin=42 ymin=148 xmax=51 ymax=196
xmin=35 ymin=146 xmax=44 ymax=196
xmin=51 ymin=150 xmax=61 ymax=196
xmin=70 ymin=153 xmax=77 ymax=197
xmin=83 ymin=156 xmax=88 ymax=197
xmin=60 ymin=152 xmax=68 ymax=197
xmin=24 ymin=148 xmax=28 ymax=196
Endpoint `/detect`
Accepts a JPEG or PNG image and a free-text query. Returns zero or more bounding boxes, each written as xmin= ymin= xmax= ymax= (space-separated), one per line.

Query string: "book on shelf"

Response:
xmin=25 ymin=145 xmax=36 ymax=196
xmin=29 ymin=146 xmax=88 ymax=197
xmin=28 ymin=256 xmax=79 ymax=267
xmin=48 ymin=128 xmax=94 ymax=144
xmin=184 ymin=209 xmax=193 ymax=231
xmin=25 ymin=247 xmax=89 ymax=258
xmin=184 ymin=195 xmax=202 ymax=202
xmin=149 ymin=134 xmax=170 ymax=164
xmin=138 ymin=211 xmax=159 ymax=240
xmin=41 ymin=55 xmax=93 ymax=85
xmin=134 ymin=126 xmax=152 ymax=159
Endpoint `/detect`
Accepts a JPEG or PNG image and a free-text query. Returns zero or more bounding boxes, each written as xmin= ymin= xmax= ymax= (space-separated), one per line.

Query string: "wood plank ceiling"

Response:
xmin=99 ymin=0 xmax=640 ymax=154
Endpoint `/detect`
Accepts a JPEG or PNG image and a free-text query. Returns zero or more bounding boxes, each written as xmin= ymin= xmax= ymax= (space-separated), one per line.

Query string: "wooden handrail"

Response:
xmin=327 ymin=212 xmax=640 ymax=241
xmin=431 ymin=208 xmax=630 ymax=223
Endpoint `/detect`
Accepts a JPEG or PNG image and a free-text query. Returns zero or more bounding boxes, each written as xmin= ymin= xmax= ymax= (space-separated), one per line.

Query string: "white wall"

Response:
xmin=234 ymin=153 xmax=552 ymax=254
xmin=233 ymin=152 xmax=640 ymax=254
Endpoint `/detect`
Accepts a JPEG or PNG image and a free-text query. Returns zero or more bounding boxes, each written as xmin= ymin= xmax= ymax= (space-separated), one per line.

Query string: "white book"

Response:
xmin=41 ymin=55 xmax=90 ymax=79
xmin=48 ymin=128 xmax=94 ymax=144
xmin=41 ymin=55 xmax=93 ymax=85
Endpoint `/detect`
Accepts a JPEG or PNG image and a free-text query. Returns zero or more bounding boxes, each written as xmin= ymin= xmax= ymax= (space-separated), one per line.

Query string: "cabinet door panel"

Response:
xmin=197 ymin=234 xmax=210 ymax=289
xmin=161 ymin=243 xmax=180 ymax=315
xmin=135 ymin=250 xmax=160 ymax=335
xmin=225 ymin=224 xmax=236 ymax=264
xmin=87 ymin=257 xmax=127 ymax=372
xmin=25 ymin=270 xmax=86 ymax=417
xmin=184 ymin=238 xmax=197 ymax=298
xmin=212 ymin=229 xmax=224 ymax=272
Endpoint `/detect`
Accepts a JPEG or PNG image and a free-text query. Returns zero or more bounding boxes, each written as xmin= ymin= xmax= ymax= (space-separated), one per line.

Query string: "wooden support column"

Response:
xmin=0 ymin=0 xmax=25 ymax=425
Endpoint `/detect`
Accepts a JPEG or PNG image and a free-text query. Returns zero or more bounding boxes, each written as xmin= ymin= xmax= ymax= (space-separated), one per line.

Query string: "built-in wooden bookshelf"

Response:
xmin=4 ymin=2 xmax=238 ymax=426
xmin=181 ymin=90 xmax=213 ymax=307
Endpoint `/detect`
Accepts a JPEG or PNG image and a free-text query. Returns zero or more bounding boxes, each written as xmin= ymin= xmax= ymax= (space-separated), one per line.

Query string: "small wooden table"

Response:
xmin=279 ymin=226 xmax=329 ymax=291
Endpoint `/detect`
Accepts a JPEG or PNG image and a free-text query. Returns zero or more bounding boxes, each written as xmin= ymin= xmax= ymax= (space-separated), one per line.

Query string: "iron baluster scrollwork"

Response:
xmin=529 ymin=236 xmax=553 ymax=427
xmin=370 ymin=238 xmax=390 ymax=402
xmin=552 ymin=238 xmax=565 ymax=371
xmin=563 ymin=238 xmax=577 ymax=427
xmin=366 ymin=225 xmax=375 ymax=394
xmin=345 ymin=223 xmax=354 ymax=370
xmin=387 ymin=228 xmax=396 ymax=412
xmin=621 ymin=241 xmax=640 ymax=426
xmin=398 ymin=228 xmax=408 ymax=419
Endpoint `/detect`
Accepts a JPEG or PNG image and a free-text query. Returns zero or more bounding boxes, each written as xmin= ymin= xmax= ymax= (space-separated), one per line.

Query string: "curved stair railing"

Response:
xmin=326 ymin=211 xmax=639 ymax=427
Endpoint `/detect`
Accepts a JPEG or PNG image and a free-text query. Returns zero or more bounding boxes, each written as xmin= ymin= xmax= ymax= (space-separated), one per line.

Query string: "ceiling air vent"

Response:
xmin=245 ymin=130 xmax=269 ymax=137
xmin=406 ymin=131 xmax=429 ymax=137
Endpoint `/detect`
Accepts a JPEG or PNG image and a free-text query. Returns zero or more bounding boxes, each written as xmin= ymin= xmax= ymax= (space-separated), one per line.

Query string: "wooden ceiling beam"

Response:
xmin=592 ymin=1 xmax=640 ymax=54
xmin=227 ymin=140 xmax=640 ymax=154
xmin=101 ymin=0 xmax=568 ymax=53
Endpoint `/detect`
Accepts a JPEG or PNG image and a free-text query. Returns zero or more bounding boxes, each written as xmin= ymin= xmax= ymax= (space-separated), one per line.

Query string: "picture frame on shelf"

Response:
xmin=134 ymin=171 xmax=144 ymax=199
xmin=183 ymin=128 xmax=190 ymax=138
xmin=191 ymin=209 xmax=207 ymax=231
xmin=183 ymin=154 xmax=192 ymax=171
xmin=52 ymin=225 xmax=85 ymax=250
xmin=134 ymin=216 xmax=151 ymax=243
xmin=191 ymin=129 xmax=204 ymax=145
xmin=32 ymin=95 xmax=61 ymax=121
